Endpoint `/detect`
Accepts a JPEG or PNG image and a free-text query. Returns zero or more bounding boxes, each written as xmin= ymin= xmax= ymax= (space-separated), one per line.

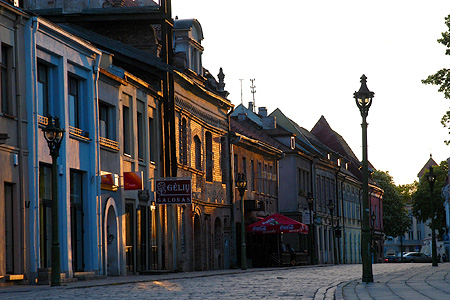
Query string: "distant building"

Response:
xmin=230 ymin=111 xmax=283 ymax=267
xmin=383 ymin=156 xmax=437 ymax=257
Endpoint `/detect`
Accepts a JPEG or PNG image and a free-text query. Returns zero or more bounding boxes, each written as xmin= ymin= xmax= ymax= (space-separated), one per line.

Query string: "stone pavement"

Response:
xmin=336 ymin=262 xmax=450 ymax=300
xmin=0 ymin=263 xmax=449 ymax=299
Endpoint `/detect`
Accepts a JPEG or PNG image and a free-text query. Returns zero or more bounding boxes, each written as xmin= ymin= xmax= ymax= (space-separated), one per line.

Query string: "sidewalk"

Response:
xmin=335 ymin=263 xmax=450 ymax=300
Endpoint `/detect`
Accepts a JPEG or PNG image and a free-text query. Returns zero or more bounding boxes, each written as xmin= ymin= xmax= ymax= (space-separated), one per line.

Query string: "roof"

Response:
xmin=230 ymin=117 xmax=285 ymax=156
xmin=269 ymin=108 xmax=323 ymax=156
xmin=311 ymin=115 xmax=360 ymax=163
xmin=417 ymin=155 xmax=438 ymax=179
xmin=57 ymin=23 xmax=173 ymax=74
xmin=174 ymin=18 xmax=204 ymax=41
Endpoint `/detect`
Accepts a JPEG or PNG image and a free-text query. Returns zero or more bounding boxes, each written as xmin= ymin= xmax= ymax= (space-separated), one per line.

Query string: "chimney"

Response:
xmin=262 ymin=116 xmax=276 ymax=129
xmin=248 ymin=102 xmax=254 ymax=112
xmin=258 ymin=107 xmax=267 ymax=117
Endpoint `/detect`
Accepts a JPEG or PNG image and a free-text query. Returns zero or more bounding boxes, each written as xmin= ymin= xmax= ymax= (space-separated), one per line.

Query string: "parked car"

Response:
xmin=383 ymin=255 xmax=399 ymax=263
xmin=400 ymin=252 xmax=432 ymax=263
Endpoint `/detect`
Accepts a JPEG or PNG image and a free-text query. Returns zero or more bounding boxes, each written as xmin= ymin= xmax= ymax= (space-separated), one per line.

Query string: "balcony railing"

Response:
xmin=100 ymin=136 xmax=119 ymax=151
xmin=69 ymin=126 xmax=90 ymax=140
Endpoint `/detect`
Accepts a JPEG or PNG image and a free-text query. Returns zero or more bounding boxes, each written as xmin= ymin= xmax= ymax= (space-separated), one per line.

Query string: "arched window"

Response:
xmin=194 ymin=135 xmax=202 ymax=170
xmin=205 ymin=132 xmax=213 ymax=182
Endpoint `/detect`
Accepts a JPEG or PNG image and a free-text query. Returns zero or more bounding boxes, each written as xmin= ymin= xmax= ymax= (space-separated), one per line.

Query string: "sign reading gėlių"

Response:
xmin=155 ymin=178 xmax=192 ymax=204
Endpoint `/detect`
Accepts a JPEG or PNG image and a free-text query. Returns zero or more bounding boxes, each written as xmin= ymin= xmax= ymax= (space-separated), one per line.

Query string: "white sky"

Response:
xmin=171 ymin=0 xmax=450 ymax=185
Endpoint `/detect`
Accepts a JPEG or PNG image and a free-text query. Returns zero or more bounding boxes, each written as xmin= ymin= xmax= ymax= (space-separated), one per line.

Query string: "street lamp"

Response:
xmin=354 ymin=74 xmax=374 ymax=283
xmin=307 ymin=193 xmax=316 ymax=265
xmin=371 ymin=211 xmax=376 ymax=263
xmin=327 ymin=199 xmax=337 ymax=264
xmin=426 ymin=165 xmax=438 ymax=267
xmin=42 ymin=115 xmax=64 ymax=286
xmin=236 ymin=172 xmax=247 ymax=270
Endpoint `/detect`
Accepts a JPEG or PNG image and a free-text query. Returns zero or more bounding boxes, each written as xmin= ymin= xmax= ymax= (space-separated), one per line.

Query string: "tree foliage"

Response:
xmin=372 ymin=170 xmax=411 ymax=238
xmin=422 ymin=15 xmax=450 ymax=144
xmin=412 ymin=161 xmax=448 ymax=237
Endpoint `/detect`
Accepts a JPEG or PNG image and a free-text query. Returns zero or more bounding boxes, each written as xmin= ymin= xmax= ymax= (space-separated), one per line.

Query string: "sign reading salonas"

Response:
xmin=155 ymin=178 xmax=192 ymax=204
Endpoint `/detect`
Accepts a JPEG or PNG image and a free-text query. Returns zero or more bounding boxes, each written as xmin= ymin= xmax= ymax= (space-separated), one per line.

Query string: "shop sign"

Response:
xmin=155 ymin=178 xmax=192 ymax=204
xmin=124 ymin=171 xmax=144 ymax=190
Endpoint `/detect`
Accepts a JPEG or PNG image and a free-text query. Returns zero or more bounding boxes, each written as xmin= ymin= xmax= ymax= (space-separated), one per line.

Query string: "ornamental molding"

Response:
xmin=175 ymin=96 xmax=228 ymax=131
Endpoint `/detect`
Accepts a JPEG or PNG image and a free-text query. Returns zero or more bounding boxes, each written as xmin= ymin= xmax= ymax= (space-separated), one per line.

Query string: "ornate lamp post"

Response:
xmin=327 ymin=199 xmax=337 ymax=264
xmin=371 ymin=211 xmax=376 ymax=263
xmin=427 ymin=165 xmax=438 ymax=267
xmin=354 ymin=74 xmax=374 ymax=283
xmin=236 ymin=172 xmax=247 ymax=270
xmin=307 ymin=193 xmax=316 ymax=265
xmin=42 ymin=115 xmax=64 ymax=286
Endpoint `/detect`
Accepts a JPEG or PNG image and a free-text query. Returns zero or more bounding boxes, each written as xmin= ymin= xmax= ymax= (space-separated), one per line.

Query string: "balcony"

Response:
xmin=100 ymin=136 xmax=119 ymax=151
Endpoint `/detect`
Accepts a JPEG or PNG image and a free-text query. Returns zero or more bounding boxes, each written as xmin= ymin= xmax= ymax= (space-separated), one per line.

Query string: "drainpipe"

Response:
xmin=339 ymin=175 xmax=346 ymax=264
xmin=14 ymin=14 xmax=26 ymax=278
xmin=311 ymin=156 xmax=318 ymax=264
xmin=92 ymin=56 xmax=102 ymax=275
xmin=227 ymin=107 xmax=237 ymax=268
xmin=29 ymin=16 xmax=40 ymax=281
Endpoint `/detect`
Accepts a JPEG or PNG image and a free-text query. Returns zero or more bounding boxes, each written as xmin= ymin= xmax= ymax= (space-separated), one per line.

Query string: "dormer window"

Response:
xmin=174 ymin=19 xmax=205 ymax=76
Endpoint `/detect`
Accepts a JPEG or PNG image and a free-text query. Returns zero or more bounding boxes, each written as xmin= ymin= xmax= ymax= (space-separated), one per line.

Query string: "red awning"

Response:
xmin=246 ymin=213 xmax=309 ymax=234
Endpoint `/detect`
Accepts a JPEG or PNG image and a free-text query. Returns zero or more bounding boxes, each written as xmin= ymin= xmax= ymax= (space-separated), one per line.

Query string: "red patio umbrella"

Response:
xmin=246 ymin=213 xmax=309 ymax=234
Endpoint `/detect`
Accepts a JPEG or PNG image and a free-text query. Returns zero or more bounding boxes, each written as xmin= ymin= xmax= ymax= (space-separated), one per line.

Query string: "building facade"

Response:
xmin=0 ymin=2 xmax=29 ymax=285
xmin=25 ymin=15 xmax=102 ymax=282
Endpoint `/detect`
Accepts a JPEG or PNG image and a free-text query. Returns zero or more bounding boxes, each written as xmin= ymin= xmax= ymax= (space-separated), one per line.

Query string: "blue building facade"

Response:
xmin=25 ymin=15 xmax=102 ymax=282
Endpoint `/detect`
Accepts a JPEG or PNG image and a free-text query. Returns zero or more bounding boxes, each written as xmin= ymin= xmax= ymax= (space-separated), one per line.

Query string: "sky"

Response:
xmin=171 ymin=0 xmax=450 ymax=186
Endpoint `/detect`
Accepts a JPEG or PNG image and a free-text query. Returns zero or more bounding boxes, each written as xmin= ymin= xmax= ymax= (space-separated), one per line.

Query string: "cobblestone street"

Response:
xmin=3 ymin=263 xmax=449 ymax=300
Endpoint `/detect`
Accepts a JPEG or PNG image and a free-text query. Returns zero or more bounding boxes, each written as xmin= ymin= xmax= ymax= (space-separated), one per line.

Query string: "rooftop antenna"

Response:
xmin=250 ymin=78 xmax=256 ymax=113
xmin=239 ymin=79 xmax=244 ymax=105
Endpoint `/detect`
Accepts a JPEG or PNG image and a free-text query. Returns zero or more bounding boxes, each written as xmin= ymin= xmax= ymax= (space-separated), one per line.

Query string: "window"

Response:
xmin=149 ymin=116 xmax=155 ymax=162
xmin=38 ymin=63 xmax=49 ymax=117
xmin=39 ymin=164 xmax=52 ymax=268
xmin=194 ymin=135 xmax=201 ymax=170
xmin=180 ymin=118 xmax=188 ymax=165
xmin=123 ymin=105 xmax=131 ymax=155
xmin=1 ymin=45 xmax=12 ymax=115
xmin=242 ymin=157 xmax=247 ymax=177
xmin=68 ymin=75 xmax=80 ymax=128
xmin=5 ymin=183 xmax=14 ymax=274
xmin=70 ymin=170 xmax=84 ymax=272
xmin=137 ymin=108 xmax=144 ymax=160
xmin=264 ymin=164 xmax=268 ymax=194
xmin=258 ymin=162 xmax=262 ymax=192
xmin=221 ymin=136 xmax=227 ymax=183
xmin=269 ymin=165 xmax=273 ymax=195
xmin=206 ymin=132 xmax=213 ymax=181
xmin=234 ymin=154 xmax=238 ymax=183
xmin=250 ymin=160 xmax=255 ymax=191
xmin=99 ymin=102 xmax=112 ymax=139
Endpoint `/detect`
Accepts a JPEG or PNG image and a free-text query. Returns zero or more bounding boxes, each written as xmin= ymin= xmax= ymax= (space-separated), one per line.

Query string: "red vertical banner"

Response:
xmin=123 ymin=171 xmax=144 ymax=190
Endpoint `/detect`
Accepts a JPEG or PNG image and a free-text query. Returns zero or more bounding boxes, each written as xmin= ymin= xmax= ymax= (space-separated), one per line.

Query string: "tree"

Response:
xmin=372 ymin=171 xmax=411 ymax=238
xmin=412 ymin=161 xmax=448 ymax=238
xmin=422 ymin=15 xmax=450 ymax=144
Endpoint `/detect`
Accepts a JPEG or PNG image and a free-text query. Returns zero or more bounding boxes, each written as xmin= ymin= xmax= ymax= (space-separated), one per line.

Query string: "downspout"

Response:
xmin=339 ymin=175 xmax=347 ymax=264
xmin=227 ymin=107 xmax=237 ymax=268
xmin=311 ymin=156 xmax=317 ymax=264
xmin=29 ymin=16 xmax=40 ymax=280
xmin=93 ymin=56 xmax=102 ymax=275
xmin=14 ymin=14 xmax=26 ymax=277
